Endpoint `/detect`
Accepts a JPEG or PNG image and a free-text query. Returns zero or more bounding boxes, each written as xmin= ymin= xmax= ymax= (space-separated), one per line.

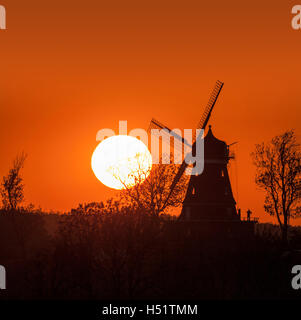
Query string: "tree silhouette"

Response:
xmin=1 ymin=152 xmax=27 ymax=211
xmin=114 ymin=153 xmax=188 ymax=217
xmin=252 ymin=130 xmax=301 ymax=244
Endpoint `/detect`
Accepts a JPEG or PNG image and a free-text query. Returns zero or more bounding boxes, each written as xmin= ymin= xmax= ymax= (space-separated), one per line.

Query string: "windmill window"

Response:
xmin=192 ymin=187 xmax=196 ymax=195
xmin=221 ymin=170 xmax=224 ymax=177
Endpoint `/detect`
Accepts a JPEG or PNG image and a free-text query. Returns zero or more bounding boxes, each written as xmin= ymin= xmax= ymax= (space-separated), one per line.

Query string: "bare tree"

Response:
xmin=1 ymin=152 xmax=27 ymax=211
xmin=252 ymin=130 xmax=301 ymax=244
xmin=114 ymin=153 xmax=188 ymax=217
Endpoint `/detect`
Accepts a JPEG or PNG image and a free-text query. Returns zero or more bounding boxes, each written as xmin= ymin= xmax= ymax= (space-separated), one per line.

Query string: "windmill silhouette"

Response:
xmin=149 ymin=81 xmax=256 ymax=240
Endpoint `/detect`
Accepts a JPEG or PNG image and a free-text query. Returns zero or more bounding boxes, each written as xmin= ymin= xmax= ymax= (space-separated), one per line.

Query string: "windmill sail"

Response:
xmin=163 ymin=80 xmax=224 ymax=207
xmin=193 ymin=80 xmax=224 ymax=140
xmin=148 ymin=118 xmax=192 ymax=150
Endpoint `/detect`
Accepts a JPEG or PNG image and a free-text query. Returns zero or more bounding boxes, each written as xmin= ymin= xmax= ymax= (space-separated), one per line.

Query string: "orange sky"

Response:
xmin=0 ymin=0 xmax=300 ymax=224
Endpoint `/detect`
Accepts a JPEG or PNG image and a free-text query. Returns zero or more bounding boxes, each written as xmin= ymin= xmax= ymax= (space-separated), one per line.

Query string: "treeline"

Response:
xmin=0 ymin=204 xmax=301 ymax=300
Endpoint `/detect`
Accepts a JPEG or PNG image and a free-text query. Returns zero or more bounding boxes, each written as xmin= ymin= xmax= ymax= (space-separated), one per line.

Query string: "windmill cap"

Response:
xmin=204 ymin=126 xmax=228 ymax=160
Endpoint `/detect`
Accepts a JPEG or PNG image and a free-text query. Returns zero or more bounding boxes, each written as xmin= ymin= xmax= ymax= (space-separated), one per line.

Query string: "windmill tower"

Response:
xmin=149 ymin=80 xmax=256 ymax=241
xmin=180 ymin=125 xmax=239 ymax=221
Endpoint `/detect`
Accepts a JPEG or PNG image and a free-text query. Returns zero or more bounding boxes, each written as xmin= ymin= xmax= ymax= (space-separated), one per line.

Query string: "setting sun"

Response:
xmin=91 ymin=135 xmax=152 ymax=190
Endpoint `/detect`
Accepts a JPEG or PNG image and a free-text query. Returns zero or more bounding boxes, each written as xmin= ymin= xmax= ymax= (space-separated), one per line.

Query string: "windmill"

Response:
xmin=148 ymin=80 xmax=224 ymax=210
xmin=148 ymin=80 xmax=258 ymax=242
